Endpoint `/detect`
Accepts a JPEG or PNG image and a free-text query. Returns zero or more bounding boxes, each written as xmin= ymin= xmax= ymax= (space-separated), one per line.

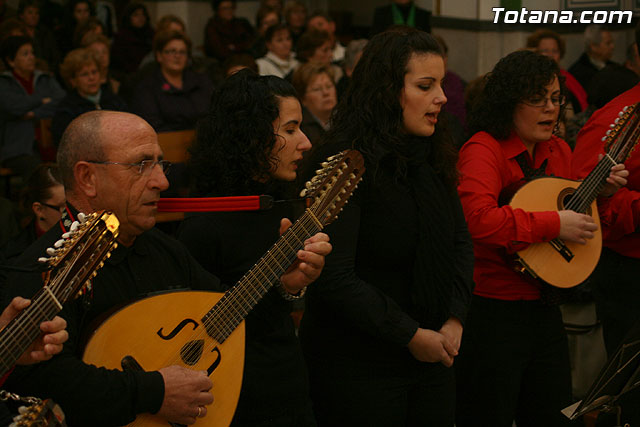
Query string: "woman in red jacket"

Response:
xmin=455 ymin=50 xmax=626 ymax=427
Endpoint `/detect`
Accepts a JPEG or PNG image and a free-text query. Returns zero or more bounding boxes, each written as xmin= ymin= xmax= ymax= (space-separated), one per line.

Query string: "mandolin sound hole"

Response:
xmin=180 ymin=340 xmax=204 ymax=365
xmin=558 ymin=188 xmax=592 ymax=216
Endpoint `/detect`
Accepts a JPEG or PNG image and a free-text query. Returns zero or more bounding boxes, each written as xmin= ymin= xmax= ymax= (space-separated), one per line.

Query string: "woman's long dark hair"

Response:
xmin=468 ymin=50 xmax=566 ymax=141
xmin=325 ymin=27 xmax=458 ymax=188
xmin=190 ymin=69 xmax=298 ymax=196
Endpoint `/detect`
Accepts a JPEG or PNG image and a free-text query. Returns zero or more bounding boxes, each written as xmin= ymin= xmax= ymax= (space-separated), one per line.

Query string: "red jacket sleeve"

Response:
xmin=457 ymin=139 xmax=561 ymax=254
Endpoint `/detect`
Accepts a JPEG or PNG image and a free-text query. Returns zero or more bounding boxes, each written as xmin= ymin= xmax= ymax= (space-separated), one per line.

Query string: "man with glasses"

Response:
xmin=2 ymin=110 xmax=331 ymax=426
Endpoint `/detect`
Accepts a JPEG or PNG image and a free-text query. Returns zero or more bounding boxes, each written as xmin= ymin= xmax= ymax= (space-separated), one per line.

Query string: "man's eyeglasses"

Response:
xmin=88 ymin=160 xmax=172 ymax=175
xmin=522 ymin=95 xmax=566 ymax=108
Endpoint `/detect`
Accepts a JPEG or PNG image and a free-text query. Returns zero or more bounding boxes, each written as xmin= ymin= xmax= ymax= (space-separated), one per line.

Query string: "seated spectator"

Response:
xmin=17 ymin=0 xmax=59 ymax=72
xmin=296 ymin=29 xmax=342 ymax=81
xmin=204 ymin=0 xmax=255 ymax=62
xmin=52 ymin=48 xmax=127 ymax=145
xmin=139 ymin=14 xmax=187 ymax=69
xmin=284 ymin=0 xmax=306 ymax=49
xmin=307 ymin=12 xmax=344 ymax=64
xmin=292 ymin=61 xmax=336 ymax=146
xmin=251 ymin=6 xmax=280 ymax=58
xmin=110 ymin=2 xmax=154 ymax=75
xmin=371 ymin=0 xmax=431 ymax=36
xmin=132 ymin=30 xmax=213 ymax=132
xmin=256 ymin=24 xmax=298 ymax=78
xmin=0 ymin=36 xmax=64 ymax=180
xmin=569 ymin=24 xmax=616 ymax=97
xmin=73 ymin=17 xmax=106 ymax=49
xmin=335 ymin=38 xmax=366 ymax=99
xmin=223 ymin=52 xmax=258 ymax=76
xmin=527 ymin=28 xmax=588 ymax=113
xmin=82 ymin=33 xmax=121 ymax=94
xmin=55 ymin=0 xmax=93 ymax=56
xmin=0 ymin=163 xmax=63 ymax=261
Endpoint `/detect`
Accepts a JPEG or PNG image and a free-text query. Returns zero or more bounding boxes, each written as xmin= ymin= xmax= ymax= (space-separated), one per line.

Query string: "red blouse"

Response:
xmin=457 ymin=131 xmax=573 ymax=300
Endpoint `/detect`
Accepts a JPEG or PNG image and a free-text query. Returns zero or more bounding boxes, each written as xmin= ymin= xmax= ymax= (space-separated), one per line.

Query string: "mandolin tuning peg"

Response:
xmin=112 ymin=243 xmax=118 ymax=250
xmin=610 ymin=124 xmax=615 ymax=128
xmin=78 ymin=213 xmax=87 ymax=223
xmin=619 ymin=111 xmax=624 ymax=117
xmin=335 ymin=197 xmax=341 ymax=202
xmin=299 ymin=189 xmax=308 ymax=197
xmin=321 ymin=162 xmax=329 ymax=168
xmin=340 ymin=188 xmax=347 ymax=194
xmin=98 ymin=262 xmax=104 ymax=268
xmin=70 ymin=221 xmax=79 ymax=232
xmin=106 ymin=252 xmax=112 ymax=259
xmin=46 ymin=247 xmax=56 ymax=256
xmin=602 ymin=136 xmax=607 ymax=142
xmin=349 ymin=173 xmax=356 ymax=179
xmin=38 ymin=257 xmax=49 ymax=263
xmin=54 ymin=239 xmax=65 ymax=248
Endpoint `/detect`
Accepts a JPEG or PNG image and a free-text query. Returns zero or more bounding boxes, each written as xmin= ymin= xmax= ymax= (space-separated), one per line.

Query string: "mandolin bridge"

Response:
xmin=549 ymin=238 xmax=574 ymax=262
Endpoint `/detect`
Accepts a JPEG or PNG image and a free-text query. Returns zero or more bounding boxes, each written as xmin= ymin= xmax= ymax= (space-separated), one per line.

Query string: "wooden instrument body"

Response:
xmin=82 ymin=290 xmax=245 ymax=427
xmin=510 ymin=176 xmax=602 ymax=288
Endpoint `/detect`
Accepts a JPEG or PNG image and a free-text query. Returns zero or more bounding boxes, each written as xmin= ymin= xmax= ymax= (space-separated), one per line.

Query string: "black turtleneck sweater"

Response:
xmin=176 ymin=186 xmax=313 ymax=423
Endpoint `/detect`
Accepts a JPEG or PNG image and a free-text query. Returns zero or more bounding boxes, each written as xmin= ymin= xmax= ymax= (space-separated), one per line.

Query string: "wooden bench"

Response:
xmin=155 ymin=129 xmax=196 ymax=223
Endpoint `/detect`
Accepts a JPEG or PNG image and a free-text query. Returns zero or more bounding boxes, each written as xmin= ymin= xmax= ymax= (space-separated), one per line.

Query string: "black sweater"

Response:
xmin=300 ymin=157 xmax=474 ymax=375
xmin=177 ymin=197 xmax=312 ymax=423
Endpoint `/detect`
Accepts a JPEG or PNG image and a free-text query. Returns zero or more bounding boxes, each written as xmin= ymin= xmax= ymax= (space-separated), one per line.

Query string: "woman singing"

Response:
xmin=178 ymin=70 xmax=324 ymax=426
xmin=299 ymin=28 xmax=474 ymax=426
xmin=455 ymin=50 xmax=627 ymax=427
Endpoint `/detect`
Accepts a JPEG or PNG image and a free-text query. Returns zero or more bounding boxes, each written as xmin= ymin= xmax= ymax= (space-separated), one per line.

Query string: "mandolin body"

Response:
xmin=83 ymin=290 xmax=245 ymax=427
xmin=510 ymin=176 xmax=602 ymax=288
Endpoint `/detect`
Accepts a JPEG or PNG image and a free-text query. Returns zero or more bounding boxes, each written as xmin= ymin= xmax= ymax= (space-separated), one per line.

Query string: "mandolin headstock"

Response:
xmin=603 ymin=102 xmax=640 ymax=163
xmin=38 ymin=211 xmax=120 ymax=303
xmin=300 ymin=150 xmax=365 ymax=227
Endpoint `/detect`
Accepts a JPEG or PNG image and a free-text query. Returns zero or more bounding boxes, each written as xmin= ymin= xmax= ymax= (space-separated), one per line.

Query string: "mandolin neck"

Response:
xmin=570 ymin=155 xmax=617 ymax=213
xmin=0 ymin=284 xmax=63 ymax=374
xmin=201 ymin=209 xmax=321 ymax=343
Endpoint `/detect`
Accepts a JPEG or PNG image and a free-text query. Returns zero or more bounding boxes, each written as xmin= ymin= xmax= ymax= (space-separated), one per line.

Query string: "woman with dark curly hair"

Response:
xmin=177 ymin=69 xmax=320 ymax=426
xmin=455 ymin=50 xmax=627 ymax=427
xmin=298 ymin=28 xmax=474 ymax=425
xmin=110 ymin=2 xmax=154 ymax=75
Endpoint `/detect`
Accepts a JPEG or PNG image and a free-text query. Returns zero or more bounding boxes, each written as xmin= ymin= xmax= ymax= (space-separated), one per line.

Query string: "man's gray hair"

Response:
xmin=56 ymin=111 xmax=106 ymax=190
xmin=584 ymin=24 xmax=605 ymax=51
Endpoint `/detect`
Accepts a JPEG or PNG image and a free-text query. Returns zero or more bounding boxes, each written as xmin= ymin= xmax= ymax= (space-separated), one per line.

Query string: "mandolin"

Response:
xmin=510 ymin=103 xmax=640 ymax=288
xmin=82 ymin=150 xmax=365 ymax=427
xmin=8 ymin=398 xmax=66 ymax=427
xmin=0 ymin=211 xmax=119 ymax=375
